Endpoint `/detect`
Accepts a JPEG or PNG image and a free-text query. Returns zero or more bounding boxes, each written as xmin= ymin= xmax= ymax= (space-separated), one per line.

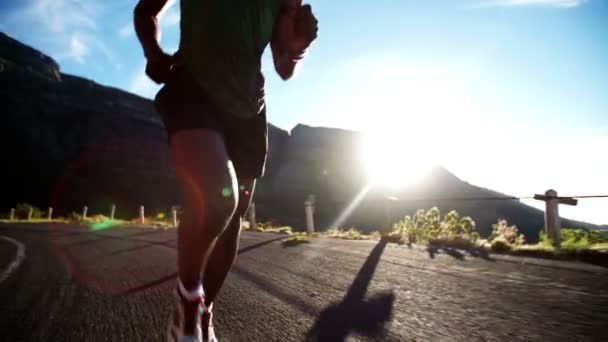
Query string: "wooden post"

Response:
xmin=82 ymin=206 xmax=88 ymax=220
xmin=304 ymin=195 xmax=315 ymax=235
xmin=27 ymin=207 xmax=33 ymax=221
xmin=248 ymin=202 xmax=257 ymax=230
xmin=47 ymin=207 xmax=53 ymax=220
xmin=544 ymin=190 xmax=560 ymax=248
xmin=172 ymin=206 xmax=178 ymax=228
xmin=139 ymin=205 xmax=145 ymax=224
xmin=534 ymin=190 xmax=578 ymax=249
xmin=9 ymin=208 xmax=15 ymax=221
xmin=110 ymin=204 xmax=116 ymax=221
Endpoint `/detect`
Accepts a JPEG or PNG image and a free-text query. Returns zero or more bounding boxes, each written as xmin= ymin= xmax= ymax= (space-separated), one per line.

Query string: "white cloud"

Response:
xmin=0 ymin=0 xmax=123 ymax=66
xmin=65 ymin=34 xmax=88 ymax=64
xmin=118 ymin=23 xmax=134 ymax=39
xmin=14 ymin=0 xmax=100 ymax=34
xmin=479 ymin=0 xmax=586 ymax=7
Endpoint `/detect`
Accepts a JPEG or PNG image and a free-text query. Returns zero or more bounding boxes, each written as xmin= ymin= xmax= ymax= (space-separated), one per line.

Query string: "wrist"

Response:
xmin=144 ymin=44 xmax=165 ymax=60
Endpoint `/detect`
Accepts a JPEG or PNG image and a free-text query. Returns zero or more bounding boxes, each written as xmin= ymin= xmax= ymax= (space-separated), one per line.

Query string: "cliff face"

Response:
xmin=0 ymin=33 xmax=597 ymax=240
xmin=0 ymin=32 xmax=291 ymax=219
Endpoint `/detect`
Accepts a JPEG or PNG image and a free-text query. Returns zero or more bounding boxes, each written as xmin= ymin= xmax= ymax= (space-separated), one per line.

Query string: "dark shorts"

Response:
xmin=153 ymin=67 xmax=268 ymax=179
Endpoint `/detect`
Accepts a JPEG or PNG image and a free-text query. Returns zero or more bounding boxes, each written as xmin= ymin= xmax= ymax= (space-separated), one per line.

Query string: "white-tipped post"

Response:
xmin=110 ymin=204 xmax=116 ymax=221
xmin=82 ymin=206 xmax=88 ymax=220
xmin=248 ymin=202 xmax=257 ymax=230
xmin=47 ymin=207 xmax=53 ymax=220
xmin=172 ymin=206 xmax=178 ymax=228
xmin=139 ymin=205 xmax=145 ymax=224
xmin=304 ymin=195 xmax=315 ymax=235
xmin=9 ymin=208 xmax=15 ymax=221
xmin=27 ymin=207 xmax=33 ymax=221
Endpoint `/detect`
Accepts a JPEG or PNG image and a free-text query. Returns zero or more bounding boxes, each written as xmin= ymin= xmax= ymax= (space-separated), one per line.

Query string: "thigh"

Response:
xmin=169 ymin=129 xmax=238 ymax=214
xmin=224 ymin=110 xmax=269 ymax=180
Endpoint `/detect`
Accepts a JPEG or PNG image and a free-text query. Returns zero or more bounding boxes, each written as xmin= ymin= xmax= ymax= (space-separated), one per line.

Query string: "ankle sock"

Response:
xmin=178 ymin=279 xmax=204 ymax=302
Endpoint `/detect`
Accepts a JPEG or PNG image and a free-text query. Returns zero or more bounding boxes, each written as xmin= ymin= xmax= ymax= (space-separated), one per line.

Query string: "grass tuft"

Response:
xmin=282 ymin=235 xmax=311 ymax=247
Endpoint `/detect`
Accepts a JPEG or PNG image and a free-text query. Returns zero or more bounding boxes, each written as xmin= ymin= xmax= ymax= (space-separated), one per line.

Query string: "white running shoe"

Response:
xmin=201 ymin=303 xmax=218 ymax=342
xmin=167 ymin=286 xmax=204 ymax=342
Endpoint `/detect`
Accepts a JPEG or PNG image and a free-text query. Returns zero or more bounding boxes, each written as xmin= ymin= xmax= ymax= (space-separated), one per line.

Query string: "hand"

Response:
xmin=145 ymin=50 xmax=174 ymax=84
xmin=289 ymin=4 xmax=318 ymax=58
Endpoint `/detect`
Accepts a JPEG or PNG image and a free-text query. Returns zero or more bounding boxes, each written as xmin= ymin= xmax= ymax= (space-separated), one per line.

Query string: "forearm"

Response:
xmin=133 ymin=2 xmax=163 ymax=58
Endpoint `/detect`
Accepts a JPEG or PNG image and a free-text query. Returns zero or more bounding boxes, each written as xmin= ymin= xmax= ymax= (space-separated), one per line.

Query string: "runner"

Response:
xmin=133 ymin=0 xmax=318 ymax=341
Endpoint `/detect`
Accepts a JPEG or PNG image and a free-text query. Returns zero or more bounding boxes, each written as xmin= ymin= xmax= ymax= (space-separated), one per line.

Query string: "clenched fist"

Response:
xmin=145 ymin=50 xmax=174 ymax=84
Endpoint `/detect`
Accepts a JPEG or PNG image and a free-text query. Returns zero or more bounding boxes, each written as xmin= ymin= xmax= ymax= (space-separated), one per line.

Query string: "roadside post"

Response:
xmin=139 ymin=205 xmax=145 ymax=224
xmin=534 ymin=189 xmax=578 ymax=248
xmin=248 ymin=202 xmax=257 ymax=230
xmin=172 ymin=206 xmax=178 ymax=228
xmin=305 ymin=195 xmax=315 ymax=235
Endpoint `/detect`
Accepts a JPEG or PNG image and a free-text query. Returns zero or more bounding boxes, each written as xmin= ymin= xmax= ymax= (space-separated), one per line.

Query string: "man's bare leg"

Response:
xmin=202 ymin=179 xmax=256 ymax=306
xmin=169 ymin=128 xmax=238 ymax=335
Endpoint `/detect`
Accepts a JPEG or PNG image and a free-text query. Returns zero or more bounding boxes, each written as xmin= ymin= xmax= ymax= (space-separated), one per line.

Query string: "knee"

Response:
xmin=184 ymin=181 xmax=239 ymax=234
xmin=235 ymin=193 xmax=252 ymax=218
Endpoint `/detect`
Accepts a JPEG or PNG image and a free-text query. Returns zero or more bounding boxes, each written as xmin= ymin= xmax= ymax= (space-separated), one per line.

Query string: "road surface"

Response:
xmin=1 ymin=223 xmax=607 ymax=341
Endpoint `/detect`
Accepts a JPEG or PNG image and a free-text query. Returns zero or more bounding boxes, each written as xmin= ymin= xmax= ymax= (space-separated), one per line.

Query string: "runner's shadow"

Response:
xmin=306 ymin=240 xmax=394 ymax=342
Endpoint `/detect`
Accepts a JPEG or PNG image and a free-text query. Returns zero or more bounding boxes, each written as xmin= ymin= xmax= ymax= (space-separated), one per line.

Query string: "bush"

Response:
xmin=488 ymin=219 xmax=525 ymax=246
xmin=390 ymin=207 xmax=478 ymax=245
xmin=541 ymin=228 xmax=607 ymax=251
xmin=540 ymin=228 xmax=605 ymax=249
xmin=87 ymin=214 xmax=110 ymax=223
xmin=561 ymin=228 xmax=604 ymax=244
xmin=491 ymin=237 xmax=512 ymax=252
xmin=69 ymin=212 xmax=83 ymax=222
xmin=256 ymin=225 xmax=293 ymax=235
xmin=14 ymin=203 xmax=43 ymax=219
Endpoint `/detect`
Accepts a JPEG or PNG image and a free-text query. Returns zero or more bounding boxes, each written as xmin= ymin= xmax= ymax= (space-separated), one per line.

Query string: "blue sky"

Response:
xmin=1 ymin=0 xmax=607 ymax=224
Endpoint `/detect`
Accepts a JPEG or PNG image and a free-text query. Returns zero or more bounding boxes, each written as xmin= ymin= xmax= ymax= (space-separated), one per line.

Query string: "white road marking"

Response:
xmin=0 ymin=236 xmax=26 ymax=284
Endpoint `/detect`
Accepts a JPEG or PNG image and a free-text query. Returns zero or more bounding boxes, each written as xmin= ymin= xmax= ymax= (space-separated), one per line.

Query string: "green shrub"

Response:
xmin=491 ymin=237 xmax=512 ymax=252
xmin=325 ymin=228 xmax=378 ymax=240
xmin=87 ymin=214 xmax=110 ymax=223
xmin=275 ymin=226 xmax=293 ymax=234
xmin=540 ymin=228 xmax=605 ymax=250
xmin=69 ymin=212 xmax=83 ymax=222
xmin=391 ymin=207 xmax=478 ymax=245
xmin=14 ymin=203 xmax=43 ymax=219
xmin=488 ymin=219 xmax=525 ymax=246
xmin=561 ymin=228 xmax=604 ymax=244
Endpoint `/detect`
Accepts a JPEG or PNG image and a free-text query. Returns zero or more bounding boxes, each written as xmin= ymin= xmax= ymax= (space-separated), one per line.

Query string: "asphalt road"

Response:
xmin=1 ymin=223 xmax=607 ymax=342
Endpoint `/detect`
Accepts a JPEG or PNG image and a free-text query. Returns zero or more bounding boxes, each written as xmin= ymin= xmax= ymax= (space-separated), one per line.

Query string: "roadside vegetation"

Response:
xmin=1 ymin=203 xmax=174 ymax=228
xmin=247 ymin=207 xmax=608 ymax=264
xmin=4 ymin=203 xmax=607 ymax=263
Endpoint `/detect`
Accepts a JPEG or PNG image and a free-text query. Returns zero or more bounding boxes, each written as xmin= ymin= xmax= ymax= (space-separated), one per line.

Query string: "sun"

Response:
xmin=362 ymin=130 xmax=434 ymax=189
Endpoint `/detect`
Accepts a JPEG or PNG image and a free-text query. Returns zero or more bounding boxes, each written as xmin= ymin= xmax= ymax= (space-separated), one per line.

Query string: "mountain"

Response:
xmin=0 ymin=33 xmax=598 ymax=241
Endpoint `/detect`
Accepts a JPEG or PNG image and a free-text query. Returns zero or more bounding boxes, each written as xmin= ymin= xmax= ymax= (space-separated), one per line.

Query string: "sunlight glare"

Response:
xmin=362 ymin=130 xmax=434 ymax=188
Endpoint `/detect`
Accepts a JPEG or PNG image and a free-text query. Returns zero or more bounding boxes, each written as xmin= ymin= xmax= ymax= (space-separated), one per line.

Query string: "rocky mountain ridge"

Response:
xmin=0 ymin=32 xmax=598 ymax=240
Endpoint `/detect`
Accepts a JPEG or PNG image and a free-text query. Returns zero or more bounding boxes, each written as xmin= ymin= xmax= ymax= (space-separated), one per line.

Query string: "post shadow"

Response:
xmin=306 ymin=240 xmax=395 ymax=342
